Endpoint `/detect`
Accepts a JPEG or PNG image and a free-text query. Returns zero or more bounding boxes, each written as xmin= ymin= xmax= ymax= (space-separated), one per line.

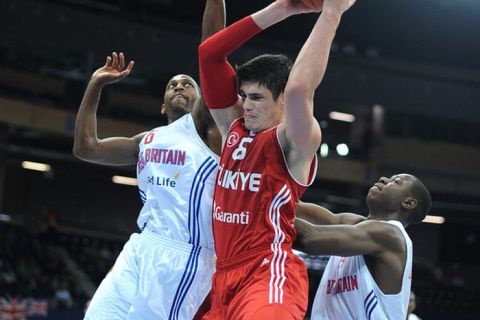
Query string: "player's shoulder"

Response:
xmin=357 ymin=219 xmax=403 ymax=233
xmin=230 ymin=117 xmax=246 ymax=131
xmin=357 ymin=220 xmax=405 ymax=249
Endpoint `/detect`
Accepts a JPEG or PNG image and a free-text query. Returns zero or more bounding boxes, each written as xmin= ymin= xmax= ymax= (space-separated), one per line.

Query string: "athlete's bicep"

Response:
xmin=283 ymin=94 xmax=322 ymax=157
xmin=79 ymin=132 xmax=146 ymax=166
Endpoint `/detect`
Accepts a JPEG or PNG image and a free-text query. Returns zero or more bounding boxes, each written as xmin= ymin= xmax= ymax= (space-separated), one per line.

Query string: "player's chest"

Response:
xmin=221 ymin=131 xmax=273 ymax=168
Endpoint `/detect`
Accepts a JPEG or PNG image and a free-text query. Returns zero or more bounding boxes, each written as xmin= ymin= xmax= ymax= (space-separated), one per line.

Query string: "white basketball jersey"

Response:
xmin=136 ymin=113 xmax=218 ymax=250
xmin=311 ymin=220 xmax=412 ymax=320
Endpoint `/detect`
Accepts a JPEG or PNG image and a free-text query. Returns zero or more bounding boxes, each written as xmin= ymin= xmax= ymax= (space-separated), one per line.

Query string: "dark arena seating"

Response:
xmin=1 ymin=221 xmax=479 ymax=319
xmin=0 ymin=222 xmax=123 ymax=319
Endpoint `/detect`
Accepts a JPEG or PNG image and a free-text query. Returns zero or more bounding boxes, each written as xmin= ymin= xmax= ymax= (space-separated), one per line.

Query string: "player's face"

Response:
xmin=239 ymin=82 xmax=284 ymax=132
xmin=162 ymin=74 xmax=200 ymax=121
xmin=366 ymin=174 xmax=414 ymax=210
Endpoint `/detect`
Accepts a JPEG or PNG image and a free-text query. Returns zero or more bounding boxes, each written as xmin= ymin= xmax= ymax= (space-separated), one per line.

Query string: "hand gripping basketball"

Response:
xmin=291 ymin=0 xmax=323 ymax=11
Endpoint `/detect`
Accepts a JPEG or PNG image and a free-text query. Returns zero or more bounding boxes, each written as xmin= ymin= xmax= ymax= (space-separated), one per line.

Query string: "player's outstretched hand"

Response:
xmin=91 ymin=52 xmax=135 ymax=86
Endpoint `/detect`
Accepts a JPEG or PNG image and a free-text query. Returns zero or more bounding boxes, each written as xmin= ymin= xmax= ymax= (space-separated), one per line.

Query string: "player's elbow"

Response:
xmin=295 ymin=202 xmax=308 ymax=221
xmin=72 ymin=138 xmax=97 ymax=161
xmin=295 ymin=232 xmax=322 ymax=256
xmin=284 ymin=82 xmax=314 ymax=105
xmin=198 ymin=41 xmax=220 ymax=82
xmin=72 ymin=144 xmax=89 ymax=161
xmin=198 ymin=41 xmax=216 ymax=66
xmin=294 ymin=219 xmax=315 ymax=251
xmin=293 ymin=232 xmax=309 ymax=253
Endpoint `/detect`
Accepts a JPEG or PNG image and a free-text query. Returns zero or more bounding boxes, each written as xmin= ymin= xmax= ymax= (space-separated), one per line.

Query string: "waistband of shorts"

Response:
xmin=216 ymin=244 xmax=292 ymax=271
xmin=140 ymin=227 xmax=215 ymax=261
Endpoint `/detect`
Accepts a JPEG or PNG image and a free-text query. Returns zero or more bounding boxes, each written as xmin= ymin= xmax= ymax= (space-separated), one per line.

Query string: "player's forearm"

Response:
xmin=287 ymin=11 xmax=341 ymax=98
xmin=196 ymin=0 xmax=227 ymax=116
xmin=295 ymin=218 xmax=343 ymax=255
xmin=73 ymin=80 xmax=103 ymax=159
xmin=200 ymin=1 xmax=290 ymax=55
xmin=198 ymin=16 xmax=262 ymax=109
xmin=199 ymin=16 xmax=261 ymax=64
xmin=251 ymin=1 xmax=292 ymax=29
xmin=198 ymin=1 xmax=295 ymax=109
xmin=201 ymin=0 xmax=226 ymax=42
xmin=282 ymin=13 xmax=340 ymax=150
xmin=296 ymin=202 xmax=338 ymax=225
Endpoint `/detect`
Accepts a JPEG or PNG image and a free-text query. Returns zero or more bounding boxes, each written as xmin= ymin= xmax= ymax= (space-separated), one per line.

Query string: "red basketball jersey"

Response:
xmin=213 ymin=118 xmax=317 ymax=260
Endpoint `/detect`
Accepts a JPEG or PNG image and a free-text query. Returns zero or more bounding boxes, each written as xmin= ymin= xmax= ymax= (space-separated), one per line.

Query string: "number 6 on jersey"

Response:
xmin=232 ymin=137 xmax=253 ymax=160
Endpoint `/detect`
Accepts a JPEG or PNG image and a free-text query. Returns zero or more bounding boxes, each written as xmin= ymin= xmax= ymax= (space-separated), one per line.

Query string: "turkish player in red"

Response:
xmin=198 ymin=0 xmax=358 ymax=319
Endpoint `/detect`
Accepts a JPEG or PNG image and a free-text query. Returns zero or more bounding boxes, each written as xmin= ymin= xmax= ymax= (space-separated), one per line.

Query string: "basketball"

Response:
xmin=294 ymin=0 xmax=323 ymax=11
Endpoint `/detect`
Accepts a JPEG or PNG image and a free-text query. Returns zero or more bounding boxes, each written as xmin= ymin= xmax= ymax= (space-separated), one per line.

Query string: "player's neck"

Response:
xmin=367 ymin=210 xmax=396 ymax=221
xmin=367 ymin=211 xmax=407 ymax=226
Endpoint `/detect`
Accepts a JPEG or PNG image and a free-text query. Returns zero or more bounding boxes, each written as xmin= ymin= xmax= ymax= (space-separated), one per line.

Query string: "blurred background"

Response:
xmin=0 ymin=0 xmax=479 ymax=319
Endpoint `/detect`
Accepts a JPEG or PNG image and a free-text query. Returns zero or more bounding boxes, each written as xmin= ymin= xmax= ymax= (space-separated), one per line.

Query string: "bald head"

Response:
xmin=162 ymin=74 xmax=201 ymax=123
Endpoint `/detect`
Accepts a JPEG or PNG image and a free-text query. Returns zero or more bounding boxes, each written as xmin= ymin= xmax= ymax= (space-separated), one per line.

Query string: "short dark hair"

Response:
xmin=407 ymin=176 xmax=432 ymax=224
xmin=236 ymin=54 xmax=292 ymax=101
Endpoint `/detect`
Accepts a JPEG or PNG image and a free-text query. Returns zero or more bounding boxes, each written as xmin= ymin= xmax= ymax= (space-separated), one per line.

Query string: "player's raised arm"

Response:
xmin=282 ymin=0 xmax=357 ymax=168
xmin=198 ymin=0 xmax=319 ymax=138
xmin=201 ymin=0 xmax=226 ymax=42
xmin=192 ymin=0 xmax=226 ymax=139
xmin=73 ymin=52 xmax=144 ymax=166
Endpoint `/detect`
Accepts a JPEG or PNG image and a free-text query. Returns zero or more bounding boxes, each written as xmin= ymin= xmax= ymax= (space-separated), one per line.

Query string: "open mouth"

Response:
xmin=373 ymin=183 xmax=382 ymax=191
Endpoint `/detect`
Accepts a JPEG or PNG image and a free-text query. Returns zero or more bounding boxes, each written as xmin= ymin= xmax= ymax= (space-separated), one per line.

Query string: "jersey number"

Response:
xmin=144 ymin=131 xmax=155 ymax=144
xmin=232 ymin=137 xmax=253 ymax=160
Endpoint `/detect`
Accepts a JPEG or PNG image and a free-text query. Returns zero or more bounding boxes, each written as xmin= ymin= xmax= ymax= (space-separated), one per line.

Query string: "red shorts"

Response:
xmin=202 ymin=246 xmax=308 ymax=320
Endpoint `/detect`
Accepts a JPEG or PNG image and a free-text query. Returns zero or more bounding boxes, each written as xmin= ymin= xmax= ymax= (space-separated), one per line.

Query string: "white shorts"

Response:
xmin=84 ymin=228 xmax=215 ymax=320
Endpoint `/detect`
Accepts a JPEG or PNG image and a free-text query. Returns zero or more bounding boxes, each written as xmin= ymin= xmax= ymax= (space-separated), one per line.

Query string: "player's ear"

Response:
xmin=275 ymin=92 xmax=285 ymax=106
xmin=402 ymin=197 xmax=417 ymax=210
xmin=161 ymin=104 xmax=167 ymax=115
